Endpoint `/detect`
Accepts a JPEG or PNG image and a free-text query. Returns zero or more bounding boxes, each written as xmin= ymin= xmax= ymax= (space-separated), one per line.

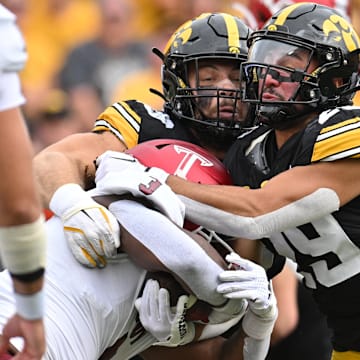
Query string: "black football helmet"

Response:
xmin=154 ymin=13 xmax=252 ymax=150
xmin=241 ymin=3 xmax=360 ymax=129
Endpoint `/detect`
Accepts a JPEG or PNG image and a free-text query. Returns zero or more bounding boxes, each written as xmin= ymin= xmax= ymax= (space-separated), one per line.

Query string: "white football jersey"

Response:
xmin=0 ymin=5 xmax=27 ymax=110
xmin=0 ymin=4 xmax=27 ymax=73
xmin=0 ymin=216 xmax=148 ymax=359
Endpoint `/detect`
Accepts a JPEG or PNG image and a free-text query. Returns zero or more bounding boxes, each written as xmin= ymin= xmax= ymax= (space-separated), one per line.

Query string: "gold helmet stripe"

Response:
xmin=221 ymin=13 xmax=240 ymax=53
xmin=163 ymin=13 xmax=211 ymax=54
xmin=274 ymin=3 xmax=306 ymax=25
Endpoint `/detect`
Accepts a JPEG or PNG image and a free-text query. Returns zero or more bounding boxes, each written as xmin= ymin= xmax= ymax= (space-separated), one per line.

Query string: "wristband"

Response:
xmin=146 ymin=167 xmax=170 ymax=184
xmin=209 ymin=299 xmax=248 ymax=324
xmin=242 ymin=305 xmax=278 ymax=340
xmin=199 ymin=311 xmax=244 ymax=340
xmin=14 ymin=290 xmax=44 ymax=320
xmin=0 ymin=215 xmax=46 ymax=274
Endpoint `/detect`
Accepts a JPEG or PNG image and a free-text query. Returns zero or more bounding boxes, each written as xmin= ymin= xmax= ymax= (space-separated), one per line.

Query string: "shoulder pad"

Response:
xmin=310 ymin=107 xmax=360 ymax=162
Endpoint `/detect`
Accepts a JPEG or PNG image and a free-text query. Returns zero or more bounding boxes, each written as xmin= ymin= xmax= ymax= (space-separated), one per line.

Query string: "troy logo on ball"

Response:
xmin=172 ymin=145 xmax=214 ymax=179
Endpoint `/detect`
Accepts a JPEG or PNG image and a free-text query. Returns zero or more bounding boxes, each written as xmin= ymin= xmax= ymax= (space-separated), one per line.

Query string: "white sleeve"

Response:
xmin=0 ymin=72 xmax=26 ymax=111
xmin=243 ymin=335 xmax=271 ymax=360
xmin=0 ymin=4 xmax=27 ymax=73
xmin=178 ymin=188 xmax=340 ymax=239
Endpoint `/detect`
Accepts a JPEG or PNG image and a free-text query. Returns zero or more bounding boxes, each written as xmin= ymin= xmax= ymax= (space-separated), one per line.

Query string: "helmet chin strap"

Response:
xmin=189 ymin=124 xmax=239 ymax=154
xmin=257 ymin=104 xmax=315 ymax=130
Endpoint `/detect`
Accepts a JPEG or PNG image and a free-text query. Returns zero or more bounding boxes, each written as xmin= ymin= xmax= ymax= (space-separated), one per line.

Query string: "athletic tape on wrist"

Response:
xmin=242 ymin=305 xmax=278 ymax=340
xmin=209 ymin=299 xmax=248 ymax=324
xmin=145 ymin=167 xmax=169 ymax=184
xmin=243 ymin=335 xmax=271 ymax=360
xmin=14 ymin=290 xmax=44 ymax=320
xmin=0 ymin=215 xmax=46 ymax=275
xmin=199 ymin=311 xmax=244 ymax=341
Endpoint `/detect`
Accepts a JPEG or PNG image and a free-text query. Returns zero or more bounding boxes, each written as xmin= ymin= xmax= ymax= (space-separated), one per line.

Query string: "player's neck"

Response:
xmin=275 ymin=114 xmax=314 ymax=149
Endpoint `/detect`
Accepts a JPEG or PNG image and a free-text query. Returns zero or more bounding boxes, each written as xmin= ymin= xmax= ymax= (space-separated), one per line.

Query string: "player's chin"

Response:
xmin=218 ymin=112 xmax=239 ymax=122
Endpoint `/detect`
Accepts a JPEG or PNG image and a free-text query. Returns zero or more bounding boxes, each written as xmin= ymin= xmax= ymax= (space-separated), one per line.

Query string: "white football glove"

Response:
xmin=49 ymin=183 xmax=120 ymax=268
xmin=95 ymin=150 xmax=185 ymax=227
xmin=135 ymin=279 xmax=195 ymax=347
xmin=207 ymin=297 xmax=248 ymax=324
xmin=217 ymin=252 xmax=278 ymax=339
xmin=0 ymin=5 xmax=27 ymax=72
xmin=94 ymin=151 xmax=151 ymax=183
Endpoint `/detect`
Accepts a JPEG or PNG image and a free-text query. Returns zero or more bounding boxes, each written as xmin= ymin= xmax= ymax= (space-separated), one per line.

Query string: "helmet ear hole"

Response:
xmin=318 ymin=74 xmax=337 ymax=97
xmin=318 ymin=64 xmax=355 ymax=98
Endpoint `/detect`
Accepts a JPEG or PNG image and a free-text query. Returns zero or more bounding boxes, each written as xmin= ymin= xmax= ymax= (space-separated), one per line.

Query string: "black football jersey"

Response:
xmin=92 ymin=100 xmax=196 ymax=148
xmin=224 ymin=106 xmax=360 ymax=351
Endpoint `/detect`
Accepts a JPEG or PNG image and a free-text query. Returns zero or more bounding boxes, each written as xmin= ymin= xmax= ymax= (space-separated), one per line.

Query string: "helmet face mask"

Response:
xmin=243 ymin=40 xmax=319 ymax=127
xmin=160 ymin=13 xmax=252 ymax=142
xmin=241 ymin=3 xmax=360 ymax=129
xmin=174 ymin=58 xmax=246 ymax=128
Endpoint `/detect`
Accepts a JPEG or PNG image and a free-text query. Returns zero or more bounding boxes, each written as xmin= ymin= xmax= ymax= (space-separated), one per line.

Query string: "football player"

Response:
xmin=34 ymin=12 xmax=252 ymax=268
xmin=0 ymin=4 xmax=47 ymax=359
xmin=114 ymin=4 xmax=360 ymax=359
xmin=34 ymin=12 xmax=294 ymax=353
xmin=0 ymin=141 xmax=277 ymax=360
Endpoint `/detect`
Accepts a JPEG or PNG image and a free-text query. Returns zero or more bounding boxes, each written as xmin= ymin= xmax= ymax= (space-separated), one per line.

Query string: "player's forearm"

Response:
xmin=167 ymin=175 xmax=260 ymax=215
xmin=34 ymin=150 xmax=88 ymax=207
xmin=112 ymin=199 xmax=227 ymax=306
xmin=214 ymin=328 xmax=270 ymax=360
xmin=141 ymin=332 xmax=248 ymax=360
xmin=12 ymin=276 xmax=44 ymax=295
xmin=33 ymin=133 xmax=101 ymax=207
xmin=34 ymin=132 xmax=126 ymax=207
xmin=168 ymin=175 xmax=339 ymax=239
xmin=167 ymin=161 xmax=349 ymax=216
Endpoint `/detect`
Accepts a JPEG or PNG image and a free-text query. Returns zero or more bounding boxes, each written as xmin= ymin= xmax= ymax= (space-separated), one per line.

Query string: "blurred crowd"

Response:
xmin=0 ymin=0 xmax=359 ymax=153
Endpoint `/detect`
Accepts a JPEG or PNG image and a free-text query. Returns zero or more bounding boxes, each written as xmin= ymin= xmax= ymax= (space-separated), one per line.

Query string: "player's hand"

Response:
xmin=94 ymin=151 xmax=146 ymax=183
xmin=217 ymin=252 xmax=272 ymax=311
xmin=95 ymin=151 xmax=185 ymax=227
xmin=135 ymin=279 xmax=195 ymax=347
xmin=208 ymin=297 xmax=248 ymax=324
xmin=217 ymin=252 xmax=277 ymax=339
xmin=0 ymin=314 xmax=45 ymax=360
xmin=0 ymin=8 xmax=27 ymax=72
xmin=49 ymin=183 xmax=120 ymax=268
